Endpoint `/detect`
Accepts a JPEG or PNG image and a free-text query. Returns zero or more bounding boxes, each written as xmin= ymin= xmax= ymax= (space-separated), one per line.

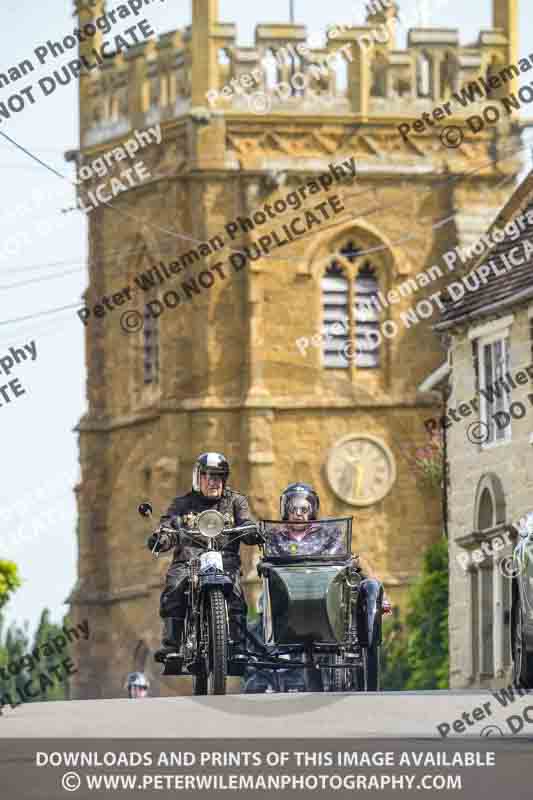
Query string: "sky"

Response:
xmin=0 ymin=0 xmax=532 ymax=637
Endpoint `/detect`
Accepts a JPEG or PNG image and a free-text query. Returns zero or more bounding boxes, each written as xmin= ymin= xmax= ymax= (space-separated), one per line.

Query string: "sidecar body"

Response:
xmin=249 ymin=518 xmax=383 ymax=692
xmin=259 ymin=518 xmax=353 ymax=647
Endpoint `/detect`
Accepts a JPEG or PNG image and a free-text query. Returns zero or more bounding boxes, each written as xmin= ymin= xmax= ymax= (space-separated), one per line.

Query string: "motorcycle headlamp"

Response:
xmin=197 ymin=509 xmax=225 ymax=538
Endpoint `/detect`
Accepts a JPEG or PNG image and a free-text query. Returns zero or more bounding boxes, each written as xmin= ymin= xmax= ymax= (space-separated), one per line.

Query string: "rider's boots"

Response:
xmin=154 ymin=618 xmax=184 ymax=663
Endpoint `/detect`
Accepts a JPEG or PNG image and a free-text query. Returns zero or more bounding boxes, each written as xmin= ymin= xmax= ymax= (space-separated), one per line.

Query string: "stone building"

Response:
xmin=68 ymin=0 xmax=523 ymax=697
xmin=432 ymin=170 xmax=533 ymax=690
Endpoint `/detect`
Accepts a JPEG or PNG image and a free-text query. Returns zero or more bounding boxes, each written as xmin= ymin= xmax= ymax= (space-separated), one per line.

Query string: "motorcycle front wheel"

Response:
xmin=206 ymin=588 xmax=228 ymax=695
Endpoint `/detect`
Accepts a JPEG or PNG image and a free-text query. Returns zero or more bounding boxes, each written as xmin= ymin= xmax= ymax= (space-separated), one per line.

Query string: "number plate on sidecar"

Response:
xmin=200 ymin=551 xmax=223 ymax=571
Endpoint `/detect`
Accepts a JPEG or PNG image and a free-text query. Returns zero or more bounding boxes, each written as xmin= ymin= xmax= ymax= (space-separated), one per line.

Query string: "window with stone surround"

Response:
xmin=143 ymin=300 xmax=159 ymax=385
xmin=478 ymin=335 xmax=510 ymax=445
xmin=321 ymin=241 xmax=381 ymax=370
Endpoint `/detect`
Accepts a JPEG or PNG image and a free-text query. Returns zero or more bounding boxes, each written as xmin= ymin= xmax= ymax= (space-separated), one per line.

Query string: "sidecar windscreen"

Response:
xmin=260 ymin=518 xmax=352 ymax=561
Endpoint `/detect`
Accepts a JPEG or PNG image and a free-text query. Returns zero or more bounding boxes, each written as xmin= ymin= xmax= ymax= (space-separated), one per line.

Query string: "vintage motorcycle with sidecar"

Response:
xmin=141 ymin=503 xmax=385 ymax=695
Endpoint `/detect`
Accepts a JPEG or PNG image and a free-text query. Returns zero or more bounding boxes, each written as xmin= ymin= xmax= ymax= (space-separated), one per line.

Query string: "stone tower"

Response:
xmin=69 ymin=0 xmax=523 ymax=697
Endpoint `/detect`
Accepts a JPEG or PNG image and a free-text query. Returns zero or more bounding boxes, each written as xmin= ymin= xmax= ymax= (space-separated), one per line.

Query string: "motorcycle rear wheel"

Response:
xmin=206 ymin=589 xmax=228 ymax=695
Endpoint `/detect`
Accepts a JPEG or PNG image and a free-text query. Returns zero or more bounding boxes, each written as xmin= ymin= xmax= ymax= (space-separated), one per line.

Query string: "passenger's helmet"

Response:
xmin=124 ymin=672 xmax=149 ymax=691
xmin=192 ymin=452 xmax=230 ymax=493
xmin=280 ymin=483 xmax=320 ymax=521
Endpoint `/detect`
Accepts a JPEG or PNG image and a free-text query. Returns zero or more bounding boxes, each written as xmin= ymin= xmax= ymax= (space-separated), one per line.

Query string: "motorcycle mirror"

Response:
xmin=138 ymin=502 xmax=153 ymax=518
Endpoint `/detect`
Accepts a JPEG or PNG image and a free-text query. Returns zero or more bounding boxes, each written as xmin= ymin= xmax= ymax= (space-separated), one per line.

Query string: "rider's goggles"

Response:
xmin=202 ymin=471 xmax=224 ymax=484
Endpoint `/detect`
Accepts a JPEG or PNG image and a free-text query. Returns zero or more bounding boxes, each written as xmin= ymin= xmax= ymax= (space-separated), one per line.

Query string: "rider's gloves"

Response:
xmin=147 ymin=529 xmax=176 ymax=553
xmin=382 ymin=596 xmax=393 ymax=616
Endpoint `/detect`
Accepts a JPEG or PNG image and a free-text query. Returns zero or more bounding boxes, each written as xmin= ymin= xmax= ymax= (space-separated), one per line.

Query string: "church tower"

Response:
xmin=69 ymin=0 xmax=524 ymax=697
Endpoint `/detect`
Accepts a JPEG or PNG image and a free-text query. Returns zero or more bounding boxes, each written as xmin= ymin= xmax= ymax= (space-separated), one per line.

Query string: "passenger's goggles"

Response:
xmin=288 ymin=500 xmax=312 ymax=516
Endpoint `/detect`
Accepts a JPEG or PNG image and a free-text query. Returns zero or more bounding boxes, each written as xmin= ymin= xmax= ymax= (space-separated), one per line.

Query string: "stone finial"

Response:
xmin=365 ymin=0 xmax=399 ymax=47
xmin=365 ymin=0 xmax=399 ymax=25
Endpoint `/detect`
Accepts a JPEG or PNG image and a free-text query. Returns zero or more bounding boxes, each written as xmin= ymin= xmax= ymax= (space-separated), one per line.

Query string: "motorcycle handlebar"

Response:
xmin=152 ymin=522 xmax=262 ymax=552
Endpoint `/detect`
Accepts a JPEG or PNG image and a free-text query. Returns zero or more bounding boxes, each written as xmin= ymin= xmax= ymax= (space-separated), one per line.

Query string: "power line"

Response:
xmin=0 ymin=268 xmax=84 ymax=290
xmin=0 ymin=127 xmax=530 ymax=329
xmin=0 ymin=162 xmax=518 ymax=330
xmin=0 ymin=303 xmax=82 ymax=327
xmin=1 ymin=125 xmax=531 ymax=273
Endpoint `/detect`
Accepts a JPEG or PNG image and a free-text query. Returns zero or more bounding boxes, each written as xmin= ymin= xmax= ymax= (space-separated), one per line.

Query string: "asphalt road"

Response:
xmin=1 ymin=690 xmax=532 ymax=738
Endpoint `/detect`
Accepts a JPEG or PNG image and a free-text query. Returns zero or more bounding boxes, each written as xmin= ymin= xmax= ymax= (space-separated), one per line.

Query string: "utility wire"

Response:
xmin=0 ymin=126 xmax=531 ymax=272
xmin=0 ymin=128 xmax=530 ymax=329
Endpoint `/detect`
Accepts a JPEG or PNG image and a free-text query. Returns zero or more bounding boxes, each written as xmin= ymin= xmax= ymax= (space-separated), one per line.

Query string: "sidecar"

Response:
xmin=254 ymin=518 xmax=384 ymax=692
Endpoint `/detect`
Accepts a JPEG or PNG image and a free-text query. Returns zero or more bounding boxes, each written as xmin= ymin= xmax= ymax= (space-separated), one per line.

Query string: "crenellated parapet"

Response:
xmin=79 ymin=0 xmax=518 ymax=147
xmin=76 ymin=0 xmax=521 ymax=149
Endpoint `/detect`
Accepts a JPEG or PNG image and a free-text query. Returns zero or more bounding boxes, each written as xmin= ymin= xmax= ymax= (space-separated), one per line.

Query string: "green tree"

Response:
xmin=381 ymin=537 xmax=449 ymax=690
xmin=0 ymin=560 xmax=20 ymax=610
xmin=30 ymin=609 xmax=72 ymax=701
xmin=0 ymin=559 xmax=23 ymax=707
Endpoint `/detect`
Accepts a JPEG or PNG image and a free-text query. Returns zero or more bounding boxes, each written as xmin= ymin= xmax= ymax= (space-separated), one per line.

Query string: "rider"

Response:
xmin=124 ymin=672 xmax=150 ymax=699
xmin=147 ymin=452 xmax=261 ymax=660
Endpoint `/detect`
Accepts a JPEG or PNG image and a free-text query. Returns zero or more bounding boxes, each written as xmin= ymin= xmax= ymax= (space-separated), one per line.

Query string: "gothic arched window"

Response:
xmin=143 ymin=300 xmax=159 ymax=385
xmin=478 ymin=488 xmax=495 ymax=531
xmin=321 ymin=241 xmax=381 ymax=370
xmin=321 ymin=262 xmax=349 ymax=368
xmin=355 ymin=263 xmax=380 ymax=368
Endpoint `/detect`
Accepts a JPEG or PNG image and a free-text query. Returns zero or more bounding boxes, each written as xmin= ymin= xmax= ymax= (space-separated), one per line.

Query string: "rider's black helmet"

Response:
xmin=280 ymin=483 xmax=320 ymax=521
xmin=192 ymin=452 xmax=230 ymax=493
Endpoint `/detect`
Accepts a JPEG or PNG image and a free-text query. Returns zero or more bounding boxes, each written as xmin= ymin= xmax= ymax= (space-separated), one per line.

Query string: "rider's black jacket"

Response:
xmin=152 ymin=487 xmax=260 ymax=570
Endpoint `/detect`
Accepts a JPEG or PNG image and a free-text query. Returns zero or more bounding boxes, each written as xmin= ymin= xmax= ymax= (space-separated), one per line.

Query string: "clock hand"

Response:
xmin=355 ymin=464 xmax=365 ymax=498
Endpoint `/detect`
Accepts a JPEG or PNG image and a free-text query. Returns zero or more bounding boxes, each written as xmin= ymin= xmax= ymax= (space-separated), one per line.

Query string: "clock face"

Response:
xmin=326 ymin=434 xmax=396 ymax=507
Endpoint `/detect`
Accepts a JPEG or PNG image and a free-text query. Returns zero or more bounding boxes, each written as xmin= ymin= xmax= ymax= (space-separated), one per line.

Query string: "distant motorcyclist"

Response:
xmin=147 ymin=452 xmax=261 ymax=661
xmin=125 ymin=672 xmax=150 ymax=699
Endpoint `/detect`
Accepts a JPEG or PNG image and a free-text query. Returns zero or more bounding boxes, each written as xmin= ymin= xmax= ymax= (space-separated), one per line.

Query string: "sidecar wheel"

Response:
xmin=206 ymin=589 xmax=228 ymax=695
xmin=192 ymin=671 xmax=208 ymax=695
xmin=364 ymin=643 xmax=380 ymax=692
xmin=328 ymin=654 xmax=346 ymax=692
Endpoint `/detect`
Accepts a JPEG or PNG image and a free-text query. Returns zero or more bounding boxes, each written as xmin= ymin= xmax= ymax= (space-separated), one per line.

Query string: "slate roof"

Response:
xmin=434 ymin=172 xmax=533 ymax=331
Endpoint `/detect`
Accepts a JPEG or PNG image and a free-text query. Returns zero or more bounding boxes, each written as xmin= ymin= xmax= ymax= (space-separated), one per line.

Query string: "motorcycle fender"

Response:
xmin=198 ymin=572 xmax=234 ymax=598
xmin=356 ymin=579 xmax=383 ymax=648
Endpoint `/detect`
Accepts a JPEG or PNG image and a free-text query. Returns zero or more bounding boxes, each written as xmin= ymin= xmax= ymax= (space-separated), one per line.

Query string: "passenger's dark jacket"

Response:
xmin=157 ymin=486 xmax=259 ymax=569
